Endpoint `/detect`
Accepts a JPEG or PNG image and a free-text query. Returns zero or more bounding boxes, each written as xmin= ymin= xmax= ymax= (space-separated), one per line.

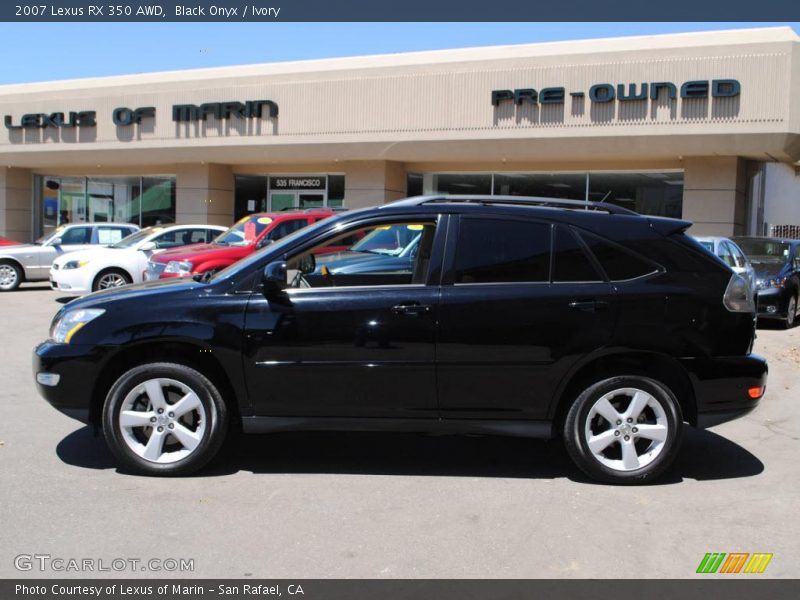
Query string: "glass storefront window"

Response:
xmin=35 ymin=175 xmax=175 ymax=238
xmin=235 ymin=174 xmax=346 ymax=215
xmin=493 ymin=173 xmax=587 ymax=200
xmin=407 ymin=170 xmax=683 ymax=218
xmin=234 ymin=175 xmax=267 ymax=221
xmin=588 ymin=172 xmax=683 ymax=218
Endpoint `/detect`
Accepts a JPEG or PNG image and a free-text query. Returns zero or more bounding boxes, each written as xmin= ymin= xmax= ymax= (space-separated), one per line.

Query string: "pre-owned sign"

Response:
xmin=491 ymin=79 xmax=741 ymax=106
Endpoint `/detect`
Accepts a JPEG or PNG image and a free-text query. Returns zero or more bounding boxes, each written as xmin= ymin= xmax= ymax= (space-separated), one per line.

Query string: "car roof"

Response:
xmin=733 ymin=236 xmax=800 ymax=245
xmin=61 ymin=222 xmax=138 ymax=228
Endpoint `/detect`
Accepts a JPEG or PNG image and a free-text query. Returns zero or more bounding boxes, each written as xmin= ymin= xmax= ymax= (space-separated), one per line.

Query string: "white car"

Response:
xmin=50 ymin=224 xmax=226 ymax=294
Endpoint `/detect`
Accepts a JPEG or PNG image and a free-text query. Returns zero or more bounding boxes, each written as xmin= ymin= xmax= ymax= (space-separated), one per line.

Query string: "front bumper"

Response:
xmin=33 ymin=341 xmax=108 ymax=424
xmin=680 ymin=354 xmax=768 ymax=428
xmin=49 ymin=267 xmax=91 ymax=294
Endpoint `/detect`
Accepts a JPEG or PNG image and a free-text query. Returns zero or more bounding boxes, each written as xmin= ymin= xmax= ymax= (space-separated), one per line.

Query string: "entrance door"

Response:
xmin=268 ymin=191 xmax=326 ymax=211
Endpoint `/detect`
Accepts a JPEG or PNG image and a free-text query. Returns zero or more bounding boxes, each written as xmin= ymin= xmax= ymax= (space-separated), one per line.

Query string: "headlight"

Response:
xmin=62 ymin=259 xmax=90 ymax=270
xmin=164 ymin=260 xmax=193 ymax=275
xmin=51 ymin=309 xmax=105 ymax=344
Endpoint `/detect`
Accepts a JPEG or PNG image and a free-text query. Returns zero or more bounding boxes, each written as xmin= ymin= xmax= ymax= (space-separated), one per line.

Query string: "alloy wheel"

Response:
xmin=98 ymin=272 xmax=128 ymax=289
xmin=584 ymin=387 xmax=669 ymax=472
xmin=787 ymin=296 xmax=797 ymax=328
xmin=0 ymin=264 xmax=18 ymax=290
xmin=118 ymin=378 xmax=207 ymax=464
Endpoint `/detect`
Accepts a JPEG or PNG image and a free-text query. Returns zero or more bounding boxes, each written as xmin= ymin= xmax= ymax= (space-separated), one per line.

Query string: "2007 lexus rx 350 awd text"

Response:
xmin=33 ymin=196 xmax=767 ymax=484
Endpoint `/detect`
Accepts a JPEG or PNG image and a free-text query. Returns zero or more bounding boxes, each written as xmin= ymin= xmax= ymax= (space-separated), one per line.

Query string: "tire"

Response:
xmin=0 ymin=261 xmax=23 ymax=291
xmin=92 ymin=269 xmax=132 ymax=292
xmin=563 ymin=376 xmax=683 ymax=485
xmin=783 ymin=294 xmax=797 ymax=329
xmin=102 ymin=362 xmax=228 ymax=476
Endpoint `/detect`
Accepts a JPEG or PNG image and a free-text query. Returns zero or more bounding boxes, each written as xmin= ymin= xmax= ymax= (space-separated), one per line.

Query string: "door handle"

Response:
xmin=391 ymin=302 xmax=432 ymax=316
xmin=568 ymin=300 xmax=608 ymax=312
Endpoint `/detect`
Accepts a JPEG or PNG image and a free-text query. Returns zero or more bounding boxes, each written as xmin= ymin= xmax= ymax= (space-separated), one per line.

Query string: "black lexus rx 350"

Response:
xmin=34 ymin=196 xmax=768 ymax=484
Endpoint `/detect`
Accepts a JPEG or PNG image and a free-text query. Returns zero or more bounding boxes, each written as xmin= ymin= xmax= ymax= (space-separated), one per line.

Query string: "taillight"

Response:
xmin=723 ymin=274 xmax=755 ymax=313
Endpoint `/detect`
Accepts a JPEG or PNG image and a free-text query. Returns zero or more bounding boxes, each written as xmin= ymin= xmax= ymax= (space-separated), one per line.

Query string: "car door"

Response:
xmin=436 ymin=217 xmax=618 ymax=421
xmin=243 ymin=214 xmax=444 ymax=419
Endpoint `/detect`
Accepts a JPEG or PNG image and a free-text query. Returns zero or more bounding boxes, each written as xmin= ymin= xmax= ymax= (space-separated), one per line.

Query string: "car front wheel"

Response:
xmin=102 ymin=362 xmax=228 ymax=476
xmin=784 ymin=294 xmax=797 ymax=329
xmin=563 ymin=376 xmax=683 ymax=484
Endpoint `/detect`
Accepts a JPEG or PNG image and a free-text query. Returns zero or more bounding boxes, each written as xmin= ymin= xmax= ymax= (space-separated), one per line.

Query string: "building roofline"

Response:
xmin=0 ymin=26 xmax=797 ymax=95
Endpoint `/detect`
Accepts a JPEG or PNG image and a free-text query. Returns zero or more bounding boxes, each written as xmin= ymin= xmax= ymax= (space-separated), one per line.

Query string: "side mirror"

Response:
xmin=139 ymin=241 xmax=156 ymax=252
xmin=262 ymin=261 xmax=287 ymax=295
xmin=50 ymin=237 xmax=63 ymax=247
xmin=298 ymin=253 xmax=316 ymax=274
xmin=256 ymin=237 xmax=275 ymax=250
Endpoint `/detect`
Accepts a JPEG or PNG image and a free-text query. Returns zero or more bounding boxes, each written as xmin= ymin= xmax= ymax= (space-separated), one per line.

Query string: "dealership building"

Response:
xmin=1 ymin=26 xmax=800 ymax=242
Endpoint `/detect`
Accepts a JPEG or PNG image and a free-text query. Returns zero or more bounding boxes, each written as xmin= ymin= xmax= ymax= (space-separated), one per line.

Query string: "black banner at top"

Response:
xmin=1 ymin=0 xmax=799 ymax=21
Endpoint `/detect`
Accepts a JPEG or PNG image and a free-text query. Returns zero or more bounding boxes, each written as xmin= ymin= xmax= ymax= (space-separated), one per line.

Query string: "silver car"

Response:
xmin=694 ymin=236 xmax=756 ymax=293
xmin=0 ymin=223 xmax=139 ymax=291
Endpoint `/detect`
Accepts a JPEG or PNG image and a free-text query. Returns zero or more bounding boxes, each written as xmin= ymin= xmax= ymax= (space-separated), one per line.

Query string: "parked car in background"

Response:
xmin=50 ymin=224 xmax=226 ymax=294
xmin=0 ymin=223 xmax=139 ymax=292
xmin=35 ymin=195 xmax=766 ymax=484
xmin=694 ymin=236 xmax=756 ymax=293
xmin=733 ymin=236 xmax=800 ymax=328
xmin=146 ymin=210 xmax=338 ymax=280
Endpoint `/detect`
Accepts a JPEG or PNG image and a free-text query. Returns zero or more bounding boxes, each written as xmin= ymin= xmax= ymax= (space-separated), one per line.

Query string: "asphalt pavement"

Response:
xmin=1 ymin=283 xmax=798 ymax=578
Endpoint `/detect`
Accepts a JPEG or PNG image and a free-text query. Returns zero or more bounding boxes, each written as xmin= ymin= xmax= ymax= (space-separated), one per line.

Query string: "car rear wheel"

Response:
xmin=102 ymin=363 xmax=228 ymax=476
xmin=563 ymin=376 xmax=683 ymax=484
xmin=93 ymin=269 xmax=132 ymax=291
xmin=0 ymin=261 xmax=22 ymax=291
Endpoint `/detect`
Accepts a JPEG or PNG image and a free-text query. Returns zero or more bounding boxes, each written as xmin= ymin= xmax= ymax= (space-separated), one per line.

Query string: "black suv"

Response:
xmin=34 ymin=196 xmax=767 ymax=484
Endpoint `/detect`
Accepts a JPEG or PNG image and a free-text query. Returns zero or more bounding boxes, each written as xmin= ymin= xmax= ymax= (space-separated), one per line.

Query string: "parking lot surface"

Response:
xmin=1 ymin=283 xmax=798 ymax=578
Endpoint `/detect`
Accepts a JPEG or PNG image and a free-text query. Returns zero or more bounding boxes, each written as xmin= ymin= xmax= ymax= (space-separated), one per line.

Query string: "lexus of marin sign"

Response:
xmin=4 ymin=100 xmax=279 ymax=130
xmin=491 ymin=79 xmax=741 ymax=106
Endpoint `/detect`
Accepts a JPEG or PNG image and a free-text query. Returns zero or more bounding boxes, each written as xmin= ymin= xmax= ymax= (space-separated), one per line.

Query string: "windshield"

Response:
xmin=35 ymin=226 xmax=66 ymax=244
xmin=109 ymin=227 xmax=160 ymax=249
xmin=737 ymin=240 xmax=790 ymax=264
xmin=215 ymin=215 xmax=274 ymax=247
xmin=350 ymin=224 xmax=424 ymax=256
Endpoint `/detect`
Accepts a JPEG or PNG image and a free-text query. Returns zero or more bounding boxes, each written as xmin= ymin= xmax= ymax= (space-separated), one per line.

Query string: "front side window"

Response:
xmin=454 ymin=218 xmax=550 ymax=284
xmin=267 ymin=219 xmax=309 ymax=241
xmin=286 ymin=220 xmax=437 ymax=289
xmin=59 ymin=227 xmax=92 ymax=245
xmin=216 ymin=215 xmax=274 ymax=247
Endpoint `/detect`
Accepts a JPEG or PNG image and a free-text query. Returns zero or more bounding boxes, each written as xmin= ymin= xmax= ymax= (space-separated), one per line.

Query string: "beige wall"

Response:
xmin=0 ymin=168 xmax=32 ymax=241
xmin=682 ymin=157 xmax=748 ymax=236
xmin=175 ymin=163 xmax=234 ymax=226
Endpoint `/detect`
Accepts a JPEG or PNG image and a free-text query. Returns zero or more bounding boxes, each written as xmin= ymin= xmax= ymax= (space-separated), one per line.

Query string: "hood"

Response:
xmin=149 ymin=242 xmax=247 ymax=264
xmin=752 ymin=262 xmax=788 ymax=280
xmin=53 ymin=247 xmax=122 ymax=265
xmin=64 ymin=276 xmax=205 ymax=311
xmin=0 ymin=243 xmax=37 ymax=255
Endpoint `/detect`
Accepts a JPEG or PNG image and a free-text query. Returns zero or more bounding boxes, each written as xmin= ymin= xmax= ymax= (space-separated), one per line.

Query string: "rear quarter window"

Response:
xmin=579 ymin=231 xmax=659 ymax=281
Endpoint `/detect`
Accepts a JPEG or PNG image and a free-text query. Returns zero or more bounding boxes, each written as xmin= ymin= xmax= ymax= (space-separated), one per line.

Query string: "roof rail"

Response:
xmin=384 ymin=194 xmax=638 ymax=216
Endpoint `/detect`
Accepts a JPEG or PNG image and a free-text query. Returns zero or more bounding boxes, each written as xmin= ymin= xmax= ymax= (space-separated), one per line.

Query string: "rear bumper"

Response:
xmin=33 ymin=341 xmax=107 ymax=424
xmin=680 ymin=354 xmax=768 ymax=428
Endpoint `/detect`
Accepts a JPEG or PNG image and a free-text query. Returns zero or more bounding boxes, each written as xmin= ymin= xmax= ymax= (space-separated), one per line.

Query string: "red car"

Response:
xmin=0 ymin=236 xmax=20 ymax=246
xmin=146 ymin=210 xmax=338 ymax=279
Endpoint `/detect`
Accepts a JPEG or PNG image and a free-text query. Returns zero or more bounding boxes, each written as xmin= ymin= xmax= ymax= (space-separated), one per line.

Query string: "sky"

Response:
xmin=0 ymin=21 xmax=798 ymax=85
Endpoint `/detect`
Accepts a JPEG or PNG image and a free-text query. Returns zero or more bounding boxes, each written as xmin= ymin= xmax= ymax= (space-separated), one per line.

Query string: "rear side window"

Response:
xmin=553 ymin=226 xmax=603 ymax=282
xmin=97 ymin=227 xmax=130 ymax=245
xmin=580 ymin=231 xmax=658 ymax=281
xmin=455 ymin=218 xmax=550 ymax=284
